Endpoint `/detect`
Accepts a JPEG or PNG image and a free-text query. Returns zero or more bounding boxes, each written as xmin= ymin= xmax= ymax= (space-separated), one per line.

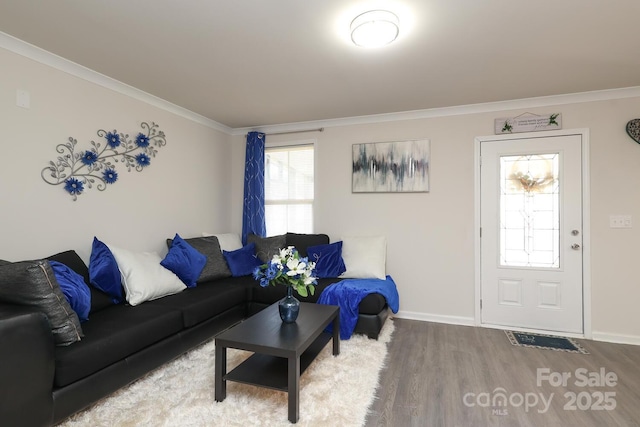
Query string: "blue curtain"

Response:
xmin=241 ymin=131 xmax=266 ymax=245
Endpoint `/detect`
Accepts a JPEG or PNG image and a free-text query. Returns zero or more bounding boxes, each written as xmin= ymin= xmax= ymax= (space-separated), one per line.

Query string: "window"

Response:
xmin=265 ymin=144 xmax=314 ymax=236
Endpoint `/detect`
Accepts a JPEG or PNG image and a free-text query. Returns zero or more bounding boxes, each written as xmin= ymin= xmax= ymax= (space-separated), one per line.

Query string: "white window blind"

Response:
xmin=265 ymin=144 xmax=314 ymax=236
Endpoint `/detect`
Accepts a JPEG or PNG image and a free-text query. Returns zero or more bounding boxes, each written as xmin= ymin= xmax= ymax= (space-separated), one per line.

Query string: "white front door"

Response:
xmin=480 ymin=134 xmax=584 ymax=334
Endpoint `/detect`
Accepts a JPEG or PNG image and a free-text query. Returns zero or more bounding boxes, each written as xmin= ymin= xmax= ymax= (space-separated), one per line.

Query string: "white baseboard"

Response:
xmin=394 ymin=310 xmax=475 ymax=327
xmin=591 ymin=331 xmax=640 ymax=346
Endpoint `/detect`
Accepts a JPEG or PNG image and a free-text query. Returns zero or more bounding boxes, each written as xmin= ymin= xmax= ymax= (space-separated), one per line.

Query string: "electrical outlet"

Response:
xmin=610 ymin=215 xmax=632 ymax=228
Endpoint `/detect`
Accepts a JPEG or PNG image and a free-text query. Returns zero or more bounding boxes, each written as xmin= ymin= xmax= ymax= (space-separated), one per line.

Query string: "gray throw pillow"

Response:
xmin=247 ymin=234 xmax=286 ymax=263
xmin=167 ymin=236 xmax=232 ymax=282
xmin=0 ymin=260 xmax=83 ymax=346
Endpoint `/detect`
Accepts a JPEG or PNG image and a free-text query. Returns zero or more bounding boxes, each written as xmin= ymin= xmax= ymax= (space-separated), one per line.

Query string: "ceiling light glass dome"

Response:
xmin=350 ymin=10 xmax=400 ymax=48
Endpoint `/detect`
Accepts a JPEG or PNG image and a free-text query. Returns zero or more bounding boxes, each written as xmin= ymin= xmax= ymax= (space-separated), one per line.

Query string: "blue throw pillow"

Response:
xmin=49 ymin=260 xmax=91 ymax=322
xmin=89 ymin=237 xmax=123 ymax=304
xmin=161 ymin=234 xmax=207 ymax=288
xmin=307 ymin=241 xmax=347 ymax=278
xmin=223 ymin=243 xmax=262 ymax=277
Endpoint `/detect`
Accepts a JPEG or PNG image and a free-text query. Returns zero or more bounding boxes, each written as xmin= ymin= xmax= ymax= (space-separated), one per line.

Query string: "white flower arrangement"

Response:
xmin=253 ymin=246 xmax=317 ymax=297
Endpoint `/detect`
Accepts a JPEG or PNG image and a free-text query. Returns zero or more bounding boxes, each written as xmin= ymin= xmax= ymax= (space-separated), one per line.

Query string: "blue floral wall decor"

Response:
xmin=41 ymin=122 xmax=166 ymax=200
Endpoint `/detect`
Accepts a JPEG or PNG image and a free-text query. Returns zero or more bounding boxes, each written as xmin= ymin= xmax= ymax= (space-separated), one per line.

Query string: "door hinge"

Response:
xmin=480 ymin=227 xmax=482 ymax=238
xmin=480 ymin=299 xmax=483 ymax=309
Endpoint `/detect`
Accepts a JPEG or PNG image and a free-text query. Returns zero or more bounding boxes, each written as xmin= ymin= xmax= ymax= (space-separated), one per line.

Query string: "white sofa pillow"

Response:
xmin=202 ymin=232 xmax=243 ymax=252
xmin=107 ymin=244 xmax=186 ymax=306
xmin=339 ymin=236 xmax=386 ymax=280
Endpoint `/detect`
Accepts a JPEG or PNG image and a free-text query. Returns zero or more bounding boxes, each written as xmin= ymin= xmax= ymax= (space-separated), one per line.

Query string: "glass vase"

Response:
xmin=279 ymin=285 xmax=300 ymax=323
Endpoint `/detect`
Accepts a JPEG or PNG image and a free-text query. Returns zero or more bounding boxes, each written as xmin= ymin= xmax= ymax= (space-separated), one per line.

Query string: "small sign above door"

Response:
xmin=495 ymin=113 xmax=562 ymax=134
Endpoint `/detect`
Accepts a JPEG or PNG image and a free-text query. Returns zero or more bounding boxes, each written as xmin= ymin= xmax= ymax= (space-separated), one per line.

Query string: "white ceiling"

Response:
xmin=1 ymin=1 xmax=639 ymax=129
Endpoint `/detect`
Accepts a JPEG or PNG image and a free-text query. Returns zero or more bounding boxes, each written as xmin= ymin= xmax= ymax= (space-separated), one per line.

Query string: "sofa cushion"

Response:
xmin=357 ymin=294 xmax=388 ymax=315
xmin=49 ymin=261 xmax=91 ymax=322
xmin=247 ymin=234 xmax=286 ymax=262
xmin=339 ymin=235 xmax=387 ymax=280
xmin=47 ymin=249 xmax=114 ymax=314
xmin=169 ymin=236 xmax=232 ymax=282
xmin=201 ymin=232 xmax=243 ymax=252
xmin=88 ymin=237 xmax=124 ymax=304
xmin=53 ymin=304 xmax=183 ymax=388
xmin=46 ymin=250 xmax=90 ymax=284
xmin=146 ymin=281 xmax=248 ymax=328
xmin=307 ymin=241 xmax=346 ymax=278
xmin=107 ymin=245 xmax=186 ymax=306
xmin=0 ymin=260 xmax=83 ymax=346
xmin=250 ymin=280 xmax=295 ymax=305
xmin=86 ymin=286 xmax=117 ymax=314
xmin=285 ymin=233 xmax=330 ymax=257
xmin=161 ymin=234 xmax=207 ymax=288
xmin=223 ymin=243 xmax=262 ymax=277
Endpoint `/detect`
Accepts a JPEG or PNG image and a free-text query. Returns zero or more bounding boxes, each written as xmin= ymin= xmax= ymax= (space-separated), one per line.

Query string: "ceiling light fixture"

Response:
xmin=350 ymin=10 xmax=399 ymax=48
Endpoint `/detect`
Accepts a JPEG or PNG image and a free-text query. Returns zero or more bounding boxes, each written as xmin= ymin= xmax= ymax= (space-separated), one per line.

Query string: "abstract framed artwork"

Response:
xmin=352 ymin=139 xmax=430 ymax=193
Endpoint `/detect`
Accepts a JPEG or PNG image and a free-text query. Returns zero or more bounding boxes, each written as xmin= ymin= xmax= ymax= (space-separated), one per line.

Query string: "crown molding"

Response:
xmin=3 ymin=31 xmax=639 ymax=137
xmin=233 ymin=86 xmax=640 ymax=136
xmin=0 ymin=31 xmax=233 ymax=134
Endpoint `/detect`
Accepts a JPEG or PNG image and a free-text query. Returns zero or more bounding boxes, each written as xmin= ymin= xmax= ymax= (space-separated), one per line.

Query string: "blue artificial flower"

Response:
xmin=81 ymin=150 xmax=98 ymax=166
xmin=135 ymin=153 xmax=151 ymax=167
xmin=106 ymin=131 xmax=121 ymax=148
xmin=265 ymin=263 xmax=279 ymax=280
xmin=64 ymin=177 xmax=84 ymax=195
xmin=103 ymin=168 xmax=118 ymax=184
xmin=135 ymin=133 xmax=150 ymax=148
xmin=251 ymin=247 xmax=317 ymax=296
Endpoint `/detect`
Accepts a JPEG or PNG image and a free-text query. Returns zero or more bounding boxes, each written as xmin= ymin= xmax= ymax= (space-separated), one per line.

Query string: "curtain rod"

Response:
xmin=246 ymin=128 xmax=324 ymax=137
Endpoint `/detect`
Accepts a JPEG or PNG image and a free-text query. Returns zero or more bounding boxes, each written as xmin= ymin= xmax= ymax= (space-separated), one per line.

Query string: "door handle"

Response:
xmin=571 ymin=243 xmax=581 ymax=250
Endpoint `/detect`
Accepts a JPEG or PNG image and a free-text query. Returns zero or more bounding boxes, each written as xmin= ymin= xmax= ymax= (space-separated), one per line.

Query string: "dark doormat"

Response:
xmin=505 ymin=331 xmax=589 ymax=354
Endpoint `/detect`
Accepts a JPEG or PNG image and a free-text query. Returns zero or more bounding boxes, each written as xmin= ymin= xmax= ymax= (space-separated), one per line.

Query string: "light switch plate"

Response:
xmin=610 ymin=215 xmax=632 ymax=228
xmin=16 ymin=89 xmax=30 ymax=109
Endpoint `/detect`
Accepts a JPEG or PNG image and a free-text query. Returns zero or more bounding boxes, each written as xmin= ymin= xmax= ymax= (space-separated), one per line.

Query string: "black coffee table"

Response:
xmin=214 ymin=302 xmax=340 ymax=423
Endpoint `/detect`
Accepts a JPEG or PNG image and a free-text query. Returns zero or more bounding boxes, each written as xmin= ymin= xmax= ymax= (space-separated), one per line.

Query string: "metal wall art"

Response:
xmin=352 ymin=139 xmax=430 ymax=193
xmin=42 ymin=122 xmax=166 ymax=200
xmin=626 ymin=119 xmax=640 ymax=144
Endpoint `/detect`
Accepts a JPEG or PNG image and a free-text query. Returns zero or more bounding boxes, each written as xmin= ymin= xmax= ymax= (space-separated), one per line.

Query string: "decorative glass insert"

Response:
xmin=500 ymin=154 xmax=560 ymax=268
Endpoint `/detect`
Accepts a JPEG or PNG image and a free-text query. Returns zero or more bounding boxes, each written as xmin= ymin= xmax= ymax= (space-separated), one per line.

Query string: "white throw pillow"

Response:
xmin=107 ymin=244 xmax=186 ymax=306
xmin=339 ymin=236 xmax=387 ymax=280
xmin=202 ymin=232 xmax=243 ymax=252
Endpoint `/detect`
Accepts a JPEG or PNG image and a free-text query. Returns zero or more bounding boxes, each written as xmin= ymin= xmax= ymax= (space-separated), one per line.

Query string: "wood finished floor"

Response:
xmin=365 ymin=318 xmax=640 ymax=427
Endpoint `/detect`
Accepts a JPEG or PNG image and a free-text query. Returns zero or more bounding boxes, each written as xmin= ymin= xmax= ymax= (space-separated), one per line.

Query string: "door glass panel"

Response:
xmin=500 ymin=153 xmax=560 ymax=268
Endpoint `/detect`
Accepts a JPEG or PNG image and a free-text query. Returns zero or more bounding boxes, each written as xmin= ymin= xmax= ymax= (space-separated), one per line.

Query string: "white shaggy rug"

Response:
xmin=58 ymin=319 xmax=395 ymax=427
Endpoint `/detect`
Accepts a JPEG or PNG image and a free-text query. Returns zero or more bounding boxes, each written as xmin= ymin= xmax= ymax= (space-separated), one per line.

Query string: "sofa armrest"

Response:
xmin=0 ymin=304 xmax=55 ymax=427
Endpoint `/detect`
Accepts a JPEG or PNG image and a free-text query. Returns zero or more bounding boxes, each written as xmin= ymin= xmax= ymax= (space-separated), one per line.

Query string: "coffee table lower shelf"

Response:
xmin=224 ymin=332 xmax=331 ymax=391
xmin=215 ymin=302 xmax=340 ymax=423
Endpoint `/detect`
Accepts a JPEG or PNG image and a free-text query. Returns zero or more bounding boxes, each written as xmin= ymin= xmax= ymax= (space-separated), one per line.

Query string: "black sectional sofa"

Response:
xmin=0 ymin=233 xmax=390 ymax=427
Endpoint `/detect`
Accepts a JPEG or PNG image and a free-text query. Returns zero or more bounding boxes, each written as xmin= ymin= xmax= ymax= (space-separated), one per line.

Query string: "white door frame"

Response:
xmin=474 ymin=128 xmax=592 ymax=339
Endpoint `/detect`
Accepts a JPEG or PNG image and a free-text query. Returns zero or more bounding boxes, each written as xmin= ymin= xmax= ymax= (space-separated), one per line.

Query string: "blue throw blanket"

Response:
xmin=317 ymin=275 xmax=399 ymax=340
